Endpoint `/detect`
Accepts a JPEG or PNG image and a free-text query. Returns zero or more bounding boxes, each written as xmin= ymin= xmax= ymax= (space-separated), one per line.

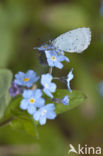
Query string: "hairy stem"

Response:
xmin=0 ymin=117 xmax=14 ymax=127
xmin=53 ymin=77 xmax=60 ymax=80
xmin=49 ymin=67 xmax=53 ymax=74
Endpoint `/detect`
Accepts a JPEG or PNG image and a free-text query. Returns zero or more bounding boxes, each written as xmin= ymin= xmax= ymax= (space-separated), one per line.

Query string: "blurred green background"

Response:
xmin=0 ymin=0 xmax=103 ymax=155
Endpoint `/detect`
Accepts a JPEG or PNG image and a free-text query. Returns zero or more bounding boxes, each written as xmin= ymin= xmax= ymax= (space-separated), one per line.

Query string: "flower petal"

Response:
xmin=39 ymin=116 xmax=47 ymax=125
xmin=33 ymin=89 xmax=42 ymax=98
xmin=20 ymin=99 xmax=28 ymax=110
xmin=35 ymin=98 xmax=45 ymax=108
xmin=55 ymin=61 xmax=63 ymax=69
xmin=45 ymin=104 xmax=55 ymax=110
xmin=22 ymin=90 xmax=32 ymax=98
xmin=47 ymin=59 xmax=55 ymax=67
xmin=49 ymin=83 xmax=56 ymax=92
xmin=33 ymin=111 xmax=41 ymax=121
xmin=43 ymin=88 xmax=53 ymax=98
xmin=46 ymin=111 xmax=56 ymax=119
xmin=27 ymin=105 xmax=36 ymax=115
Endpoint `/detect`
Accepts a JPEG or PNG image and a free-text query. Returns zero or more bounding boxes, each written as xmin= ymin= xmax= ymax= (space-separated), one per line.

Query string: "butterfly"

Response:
xmin=34 ymin=27 xmax=91 ymax=54
xmin=51 ymin=27 xmax=91 ymax=53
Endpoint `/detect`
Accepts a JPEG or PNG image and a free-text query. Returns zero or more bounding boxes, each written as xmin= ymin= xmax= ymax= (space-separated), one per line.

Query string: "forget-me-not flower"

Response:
xmin=9 ymin=81 xmax=21 ymax=97
xmin=45 ymin=50 xmax=69 ymax=69
xmin=41 ymin=73 xmax=56 ymax=98
xmin=67 ymin=68 xmax=74 ymax=92
xmin=99 ymin=81 xmax=103 ymax=97
xmin=33 ymin=104 xmax=56 ymax=125
xmin=61 ymin=95 xmax=69 ymax=105
xmin=20 ymin=89 xmax=45 ymax=115
xmin=14 ymin=70 xmax=39 ymax=88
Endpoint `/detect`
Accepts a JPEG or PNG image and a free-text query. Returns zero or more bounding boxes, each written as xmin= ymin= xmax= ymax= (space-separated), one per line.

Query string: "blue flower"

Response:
xmin=61 ymin=95 xmax=69 ymax=105
xmin=33 ymin=104 xmax=56 ymax=125
xmin=67 ymin=68 xmax=74 ymax=92
xmin=20 ymin=89 xmax=45 ymax=115
xmin=100 ymin=1 xmax=103 ymax=17
xmin=99 ymin=81 xmax=103 ymax=97
xmin=9 ymin=81 xmax=21 ymax=97
xmin=45 ymin=50 xmax=69 ymax=69
xmin=14 ymin=70 xmax=39 ymax=88
xmin=41 ymin=73 xmax=56 ymax=98
xmin=33 ymin=44 xmax=54 ymax=51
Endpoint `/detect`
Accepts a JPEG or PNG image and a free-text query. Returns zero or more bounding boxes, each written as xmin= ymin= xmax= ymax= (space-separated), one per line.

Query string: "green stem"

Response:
xmin=53 ymin=77 xmax=60 ymax=80
xmin=0 ymin=117 xmax=14 ymax=127
xmin=49 ymin=67 xmax=53 ymax=74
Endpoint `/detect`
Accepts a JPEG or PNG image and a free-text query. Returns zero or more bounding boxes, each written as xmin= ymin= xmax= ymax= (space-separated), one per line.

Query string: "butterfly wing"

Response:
xmin=51 ymin=28 xmax=91 ymax=53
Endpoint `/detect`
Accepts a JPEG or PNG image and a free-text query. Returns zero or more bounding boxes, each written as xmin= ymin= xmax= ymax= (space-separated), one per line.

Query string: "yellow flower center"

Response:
xmin=41 ymin=109 xmax=47 ymax=116
xmin=51 ymin=56 xmax=56 ymax=61
xmin=29 ymin=98 xmax=35 ymax=104
xmin=43 ymin=46 xmax=47 ymax=48
xmin=24 ymin=77 xmax=29 ymax=82
xmin=45 ymin=83 xmax=49 ymax=88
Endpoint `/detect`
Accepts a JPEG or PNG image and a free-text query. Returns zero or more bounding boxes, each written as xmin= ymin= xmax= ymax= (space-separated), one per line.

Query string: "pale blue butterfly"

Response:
xmin=51 ymin=27 xmax=91 ymax=53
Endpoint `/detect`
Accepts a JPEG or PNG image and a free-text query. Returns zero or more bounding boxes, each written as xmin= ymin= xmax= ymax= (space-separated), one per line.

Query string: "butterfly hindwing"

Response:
xmin=51 ymin=28 xmax=91 ymax=53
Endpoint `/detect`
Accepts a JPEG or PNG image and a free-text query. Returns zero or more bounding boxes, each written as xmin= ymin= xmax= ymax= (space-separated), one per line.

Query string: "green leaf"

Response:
xmin=53 ymin=89 xmax=86 ymax=114
xmin=0 ymin=69 xmax=12 ymax=118
xmin=4 ymin=96 xmax=39 ymax=138
xmin=0 ymin=69 xmax=12 ymax=98
xmin=4 ymin=89 xmax=86 ymax=137
xmin=4 ymin=96 xmax=23 ymax=117
xmin=11 ymin=119 xmax=39 ymax=138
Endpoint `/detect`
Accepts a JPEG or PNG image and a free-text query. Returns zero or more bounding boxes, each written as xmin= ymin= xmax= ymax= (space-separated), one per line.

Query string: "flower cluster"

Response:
xmin=9 ymin=44 xmax=74 ymax=125
xmin=34 ymin=44 xmax=69 ymax=68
